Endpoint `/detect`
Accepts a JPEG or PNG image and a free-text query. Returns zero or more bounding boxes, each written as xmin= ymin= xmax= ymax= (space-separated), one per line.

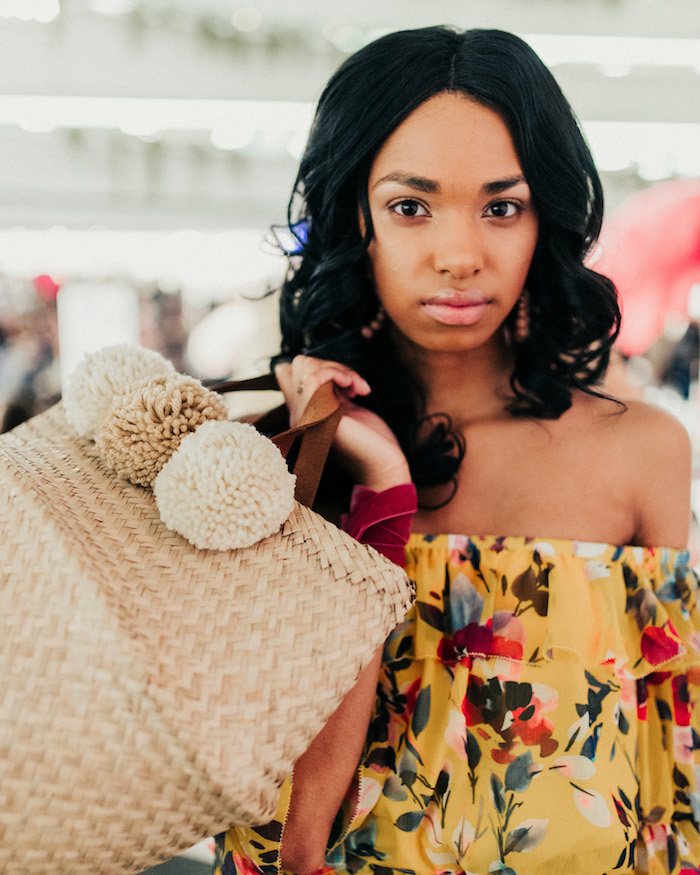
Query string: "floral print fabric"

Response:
xmin=215 ymin=535 xmax=700 ymax=875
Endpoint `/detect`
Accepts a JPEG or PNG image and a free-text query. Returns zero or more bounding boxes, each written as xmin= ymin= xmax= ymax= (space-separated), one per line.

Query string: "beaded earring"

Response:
xmin=361 ymin=305 xmax=387 ymax=340
xmin=514 ymin=291 xmax=530 ymax=343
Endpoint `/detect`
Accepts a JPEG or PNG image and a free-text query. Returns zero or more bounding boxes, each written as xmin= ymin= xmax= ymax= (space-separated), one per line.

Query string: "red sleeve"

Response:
xmin=340 ymin=483 xmax=417 ymax=567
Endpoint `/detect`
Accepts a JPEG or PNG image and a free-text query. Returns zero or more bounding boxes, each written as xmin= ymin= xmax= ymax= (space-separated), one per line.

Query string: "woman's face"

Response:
xmin=366 ymin=91 xmax=539 ymax=356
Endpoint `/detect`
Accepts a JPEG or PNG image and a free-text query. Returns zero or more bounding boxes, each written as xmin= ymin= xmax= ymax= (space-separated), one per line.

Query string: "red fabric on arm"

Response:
xmin=340 ymin=483 xmax=417 ymax=566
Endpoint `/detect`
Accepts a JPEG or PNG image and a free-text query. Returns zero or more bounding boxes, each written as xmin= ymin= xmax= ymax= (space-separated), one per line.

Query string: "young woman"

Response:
xmin=214 ymin=26 xmax=699 ymax=875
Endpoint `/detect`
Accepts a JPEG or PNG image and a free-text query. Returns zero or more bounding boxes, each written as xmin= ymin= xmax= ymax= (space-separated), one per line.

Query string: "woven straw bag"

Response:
xmin=0 ymin=377 xmax=414 ymax=874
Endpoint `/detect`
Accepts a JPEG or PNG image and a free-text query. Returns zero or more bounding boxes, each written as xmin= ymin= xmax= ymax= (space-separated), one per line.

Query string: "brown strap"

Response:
xmin=208 ymin=374 xmax=279 ymax=394
xmin=273 ymin=382 xmax=343 ymax=507
xmin=210 ymin=375 xmax=342 ymax=507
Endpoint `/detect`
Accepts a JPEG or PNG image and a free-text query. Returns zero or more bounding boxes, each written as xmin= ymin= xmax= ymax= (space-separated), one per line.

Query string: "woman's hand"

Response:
xmin=274 ymin=355 xmax=411 ymax=492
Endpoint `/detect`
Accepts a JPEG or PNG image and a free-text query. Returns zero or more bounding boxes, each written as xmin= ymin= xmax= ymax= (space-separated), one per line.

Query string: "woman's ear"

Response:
xmin=358 ymin=204 xmax=367 ymax=238
xmin=357 ymin=187 xmax=374 ymax=243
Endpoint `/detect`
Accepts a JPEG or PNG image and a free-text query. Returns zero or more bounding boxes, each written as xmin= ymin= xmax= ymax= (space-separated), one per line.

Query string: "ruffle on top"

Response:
xmin=405 ymin=535 xmax=700 ymax=678
xmin=403 ymin=534 xmax=700 ymax=875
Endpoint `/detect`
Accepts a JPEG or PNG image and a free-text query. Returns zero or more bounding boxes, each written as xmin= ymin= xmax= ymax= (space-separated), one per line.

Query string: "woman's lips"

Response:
xmin=422 ymin=293 xmax=491 ymax=326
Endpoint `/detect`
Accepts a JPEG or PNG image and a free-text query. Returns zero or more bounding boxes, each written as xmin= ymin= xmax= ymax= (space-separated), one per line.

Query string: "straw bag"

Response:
xmin=0 ymin=370 xmax=414 ymax=874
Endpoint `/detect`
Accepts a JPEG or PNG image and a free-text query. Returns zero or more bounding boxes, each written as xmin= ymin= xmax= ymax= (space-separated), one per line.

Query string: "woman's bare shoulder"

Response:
xmin=597 ymin=395 xmax=689 ymax=452
xmin=589 ymin=394 xmax=691 ymax=547
xmin=565 ymin=391 xmax=691 ymax=547
xmin=571 ymin=390 xmax=687 ymax=441
xmin=573 ymin=393 xmax=689 ymax=482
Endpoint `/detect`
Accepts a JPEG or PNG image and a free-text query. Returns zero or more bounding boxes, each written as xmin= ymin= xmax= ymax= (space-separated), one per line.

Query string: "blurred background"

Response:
xmin=0 ymin=0 xmax=698 ymax=870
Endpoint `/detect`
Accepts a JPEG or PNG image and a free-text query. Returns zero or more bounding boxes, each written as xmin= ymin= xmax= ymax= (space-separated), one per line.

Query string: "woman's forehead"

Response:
xmin=369 ymin=92 xmax=524 ymax=189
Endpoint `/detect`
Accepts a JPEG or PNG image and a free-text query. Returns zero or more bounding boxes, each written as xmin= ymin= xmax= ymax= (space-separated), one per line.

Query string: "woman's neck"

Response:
xmin=399 ymin=336 xmax=516 ymax=425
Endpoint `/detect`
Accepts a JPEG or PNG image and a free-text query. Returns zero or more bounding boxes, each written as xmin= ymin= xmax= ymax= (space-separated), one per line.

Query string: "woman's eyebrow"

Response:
xmin=372 ymin=172 xmax=529 ymax=195
xmin=372 ymin=172 xmax=440 ymax=193
xmin=482 ymin=175 xmax=528 ymax=194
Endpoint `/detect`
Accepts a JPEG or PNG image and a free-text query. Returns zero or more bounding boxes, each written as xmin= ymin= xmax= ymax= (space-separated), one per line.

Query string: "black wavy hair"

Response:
xmin=274 ymin=26 xmax=620 ymax=495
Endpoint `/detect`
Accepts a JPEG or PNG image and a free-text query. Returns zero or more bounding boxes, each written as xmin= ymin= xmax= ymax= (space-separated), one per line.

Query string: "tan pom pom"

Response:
xmin=96 ymin=373 xmax=229 ymax=487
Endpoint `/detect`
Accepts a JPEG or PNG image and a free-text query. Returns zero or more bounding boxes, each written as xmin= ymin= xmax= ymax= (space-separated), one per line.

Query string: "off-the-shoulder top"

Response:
xmin=215 ymin=534 xmax=700 ymax=875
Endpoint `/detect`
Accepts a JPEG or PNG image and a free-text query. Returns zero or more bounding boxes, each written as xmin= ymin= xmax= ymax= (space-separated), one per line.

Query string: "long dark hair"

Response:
xmin=274 ymin=26 xmax=620 ymax=494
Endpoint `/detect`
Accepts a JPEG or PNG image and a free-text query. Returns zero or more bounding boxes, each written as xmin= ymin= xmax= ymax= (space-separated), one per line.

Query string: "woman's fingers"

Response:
xmin=300 ymin=367 xmax=370 ymax=400
xmin=273 ymin=361 xmax=294 ymax=396
xmin=274 ymin=355 xmax=410 ymax=490
xmin=275 ymin=355 xmax=370 ymax=422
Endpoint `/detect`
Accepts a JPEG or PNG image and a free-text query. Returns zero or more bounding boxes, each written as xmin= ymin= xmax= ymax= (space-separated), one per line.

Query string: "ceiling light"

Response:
xmin=520 ymin=33 xmax=700 ymax=72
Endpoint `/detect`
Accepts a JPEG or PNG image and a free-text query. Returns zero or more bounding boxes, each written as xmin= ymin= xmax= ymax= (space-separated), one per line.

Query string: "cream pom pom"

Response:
xmin=96 ymin=373 xmax=229 ymax=487
xmin=154 ymin=420 xmax=296 ymax=550
xmin=64 ymin=344 xmax=175 ymax=439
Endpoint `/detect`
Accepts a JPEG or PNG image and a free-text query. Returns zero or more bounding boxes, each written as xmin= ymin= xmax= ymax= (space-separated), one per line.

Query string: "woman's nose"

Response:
xmin=432 ymin=214 xmax=484 ymax=278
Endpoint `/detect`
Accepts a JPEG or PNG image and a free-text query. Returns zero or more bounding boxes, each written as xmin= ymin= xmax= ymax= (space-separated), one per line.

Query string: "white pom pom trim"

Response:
xmin=154 ymin=420 xmax=296 ymax=551
xmin=64 ymin=344 xmax=175 ymax=439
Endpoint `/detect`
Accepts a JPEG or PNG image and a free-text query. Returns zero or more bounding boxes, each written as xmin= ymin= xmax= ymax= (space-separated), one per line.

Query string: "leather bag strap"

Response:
xmin=210 ymin=375 xmax=342 ymax=507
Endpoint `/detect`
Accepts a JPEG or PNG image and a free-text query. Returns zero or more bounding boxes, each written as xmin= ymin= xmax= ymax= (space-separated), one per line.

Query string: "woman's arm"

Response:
xmin=280 ymin=647 xmax=383 ymax=873
xmin=274 ymin=356 xmax=414 ymax=872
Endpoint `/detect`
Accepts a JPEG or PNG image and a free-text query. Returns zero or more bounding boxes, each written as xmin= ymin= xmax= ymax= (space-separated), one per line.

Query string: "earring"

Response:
xmin=361 ymin=305 xmax=386 ymax=340
xmin=514 ymin=291 xmax=530 ymax=343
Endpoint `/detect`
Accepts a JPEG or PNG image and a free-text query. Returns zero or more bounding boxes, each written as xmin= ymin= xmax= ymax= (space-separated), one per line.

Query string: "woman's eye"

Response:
xmin=390 ymin=199 xmax=428 ymax=218
xmin=487 ymin=200 xmax=521 ymax=218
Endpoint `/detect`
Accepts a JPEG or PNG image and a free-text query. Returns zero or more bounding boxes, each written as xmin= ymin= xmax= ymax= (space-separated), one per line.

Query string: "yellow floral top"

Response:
xmin=215 ymin=535 xmax=700 ymax=875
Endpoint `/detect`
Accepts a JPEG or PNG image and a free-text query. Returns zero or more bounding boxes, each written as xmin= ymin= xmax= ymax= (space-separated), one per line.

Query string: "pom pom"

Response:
xmin=96 ymin=373 xmax=229 ymax=487
xmin=154 ymin=420 xmax=296 ymax=550
xmin=64 ymin=345 xmax=175 ymax=439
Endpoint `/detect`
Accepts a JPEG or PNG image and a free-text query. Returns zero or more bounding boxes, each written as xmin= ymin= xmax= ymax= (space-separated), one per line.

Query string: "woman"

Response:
xmin=215 ymin=26 xmax=698 ymax=875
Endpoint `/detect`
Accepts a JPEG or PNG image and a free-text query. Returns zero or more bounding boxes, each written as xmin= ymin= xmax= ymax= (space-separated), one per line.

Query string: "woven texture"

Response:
xmin=0 ymin=403 xmax=414 ymax=874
